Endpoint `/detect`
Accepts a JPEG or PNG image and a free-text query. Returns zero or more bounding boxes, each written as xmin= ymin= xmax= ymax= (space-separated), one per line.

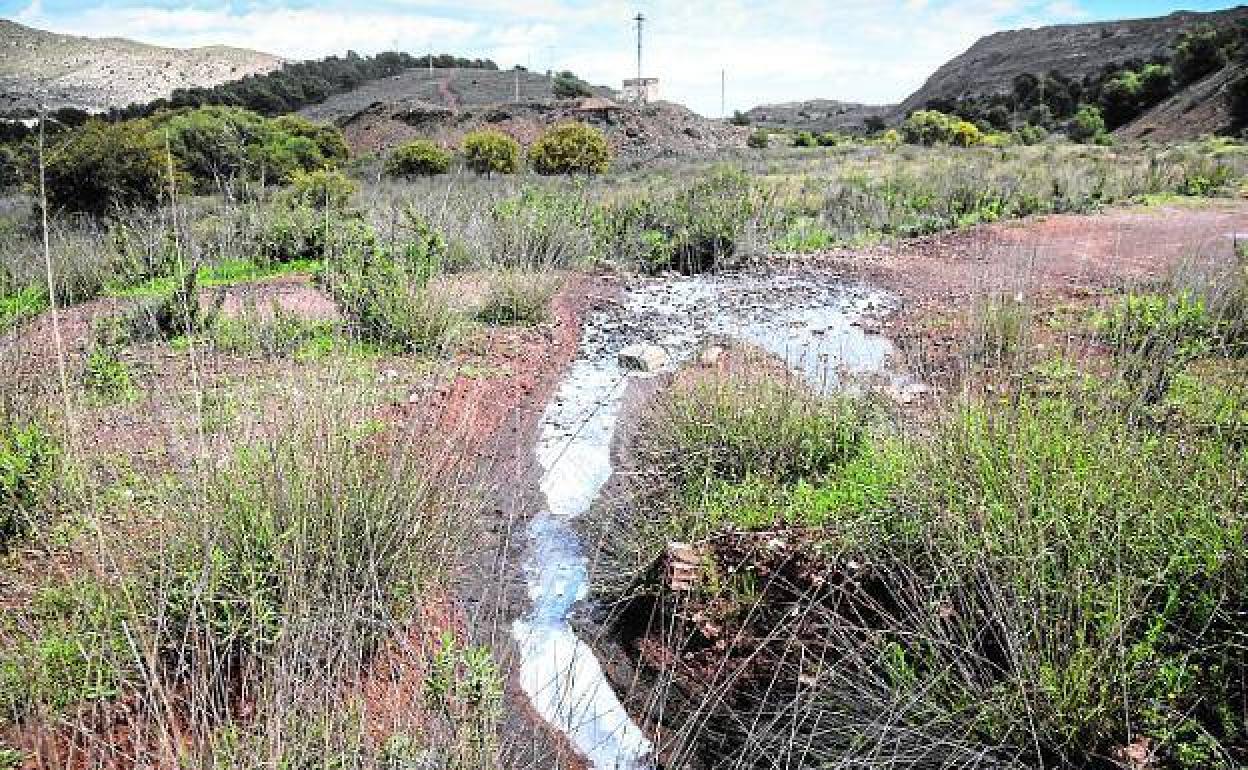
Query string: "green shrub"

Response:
xmin=476 ymin=271 xmax=559 ymax=325
xmin=83 ymin=340 xmax=138 ymax=403
xmin=729 ymin=110 xmax=751 ymax=126
xmin=129 ymin=266 xmax=224 ymax=342
xmin=641 ymin=375 xmax=869 ymax=497
xmin=160 ymin=106 xmax=269 ymax=193
xmin=42 ymin=120 xmax=169 ymax=216
xmin=0 ymin=579 xmax=130 ymax=718
xmin=901 ymin=109 xmax=959 ymax=145
xmin=746 ymin=129 xmax=769 ymax=149
xmin=528 ymin=122 xmax=611 ymax=175
xmin=208 ymin=309 xmax=342 ymax=361
xmin=1 ymin=285 xmax=49 ymax=333
xmin=267 ymin=115 xmax=349 ymax=167
xmin=384 ymin=140 xmax=453 ymax=178
xmin=279 ymin=169 xmax=357 ymax=210
xmin=816 ymin=132 xmax=842 ymax=147
xmin=0 ymin=417 xmax=58 ymax=549
xmin=321 ymin=248 xmax=459 ymax=354
xmin=793 ymin=131 xmax=817 ymax=148
xmin=1098 ymin=292 xmax=1225 ymax=359
xmin=154 ymin=421 xmax=468 ymax=697
xmin=1068 ymin=104 xmax=1107 ymax=143
xmin=594 ymin=168 xmax=760 ymax=273
xmin=155 ymin=107 xmax=347 ymax=193
xmin=1014 ymin=122 xmax=1048 ymax=145
xmin=950 ymin=119 xmax=982 ymax=147
xmin=461 ymin=130 xmax=520 ymax=176
xmin=253 ymin=133 xmax=328 ymax=184
xmin=487 ymin=187 xmax=595 ymax=268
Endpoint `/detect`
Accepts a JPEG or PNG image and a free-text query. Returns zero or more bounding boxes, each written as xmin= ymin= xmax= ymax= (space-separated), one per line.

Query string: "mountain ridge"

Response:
xmin=0 ymin=18 xmax=284 ymax=113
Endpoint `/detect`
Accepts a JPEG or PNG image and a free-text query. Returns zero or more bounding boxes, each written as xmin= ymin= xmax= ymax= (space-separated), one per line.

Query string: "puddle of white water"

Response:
xmin=512 ymin=271 xmax=897 ymax=769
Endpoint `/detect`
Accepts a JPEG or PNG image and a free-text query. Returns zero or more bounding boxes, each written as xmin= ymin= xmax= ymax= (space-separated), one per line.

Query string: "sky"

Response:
xmin=4 ymin=0 xmax=1243 ymax=115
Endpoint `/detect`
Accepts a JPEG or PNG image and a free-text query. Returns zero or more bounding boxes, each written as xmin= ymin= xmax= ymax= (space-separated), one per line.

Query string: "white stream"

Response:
xmin=511 ymin=271 xmax=896 ymax=769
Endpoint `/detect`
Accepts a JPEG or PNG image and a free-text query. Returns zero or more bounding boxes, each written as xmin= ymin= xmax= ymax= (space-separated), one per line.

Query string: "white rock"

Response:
xmin=618 ymin=344 xmax=668 ymax=372
xmin=698 ymin=346 xmax=725 ymax=366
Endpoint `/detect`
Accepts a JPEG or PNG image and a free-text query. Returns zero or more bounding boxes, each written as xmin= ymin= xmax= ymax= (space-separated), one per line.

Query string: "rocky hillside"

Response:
xmin=742 ymin=99 xmax=891 ymax=133
xmin=897 ymin=6 xmax=1248 ymax=114
xmin=0 ymin=19 xmax=283 ymax=113
xmin=1118 ymin=60 xmax=1247 ymax=141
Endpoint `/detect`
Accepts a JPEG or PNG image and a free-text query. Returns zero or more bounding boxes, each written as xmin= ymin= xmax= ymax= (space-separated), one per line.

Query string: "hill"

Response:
xmin=897 ymin=6 xmax=1248 ymax=114
xmin=742 ymin=99 xmax=891 ymax=133
xmin=300 ymin=68 xmax=744 ymax=165
xmin=299 ymin=68 xmax=615 ymax=121
xmin=0 ymin=19 xmax=283 ymax=113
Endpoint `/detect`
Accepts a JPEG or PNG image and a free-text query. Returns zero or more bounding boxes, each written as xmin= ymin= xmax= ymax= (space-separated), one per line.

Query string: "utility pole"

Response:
xmin=634 ymin=12 xmax=645 ymax=81
xmin=721 ymin=69 xmax=726 ymax=120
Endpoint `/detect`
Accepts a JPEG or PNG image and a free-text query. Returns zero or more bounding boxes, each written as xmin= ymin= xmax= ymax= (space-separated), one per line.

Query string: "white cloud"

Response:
xmin=15 ymin=0 xmax=44 ymax=23
xmin=14 ymin=0 xmax=1093 ymax=114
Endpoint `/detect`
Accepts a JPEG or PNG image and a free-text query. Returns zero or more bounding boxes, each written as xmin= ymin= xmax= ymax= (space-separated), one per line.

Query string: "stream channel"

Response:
xmin=511 ymin=268 xmax=898 ymax=769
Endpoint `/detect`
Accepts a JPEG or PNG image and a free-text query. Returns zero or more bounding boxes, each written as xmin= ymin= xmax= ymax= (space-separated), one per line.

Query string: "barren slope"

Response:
xmin=0 ymin=19 xmax=283 ymax=112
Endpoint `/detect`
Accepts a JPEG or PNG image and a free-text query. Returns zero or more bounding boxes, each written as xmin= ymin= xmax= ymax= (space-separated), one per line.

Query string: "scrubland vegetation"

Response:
xmin=593 ymin=238 xmax=1248 ymax=770
xmin=1 ymin=92 xmax=1247 ymax=770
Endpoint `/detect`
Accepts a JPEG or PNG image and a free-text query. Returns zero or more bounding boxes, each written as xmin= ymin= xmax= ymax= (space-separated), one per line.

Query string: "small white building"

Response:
xmin=622 ymin=77 xmax=659 ymax=104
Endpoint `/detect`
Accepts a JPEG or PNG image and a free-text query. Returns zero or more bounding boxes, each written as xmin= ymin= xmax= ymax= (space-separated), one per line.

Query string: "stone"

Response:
xmin=698 ymin=346 xmax=725 ymax=366
xmin=618 ymin=344 xmax=668 ymax=372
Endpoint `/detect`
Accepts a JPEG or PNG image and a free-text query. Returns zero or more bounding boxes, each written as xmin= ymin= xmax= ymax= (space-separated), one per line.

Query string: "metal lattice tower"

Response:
xmin=634 ymin=13 xmax=645 ymax=81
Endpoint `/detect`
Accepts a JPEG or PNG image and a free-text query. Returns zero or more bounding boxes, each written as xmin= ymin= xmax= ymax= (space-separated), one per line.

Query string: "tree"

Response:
xmin=1097 ymin=72 xmax=1142 ymax=129
xmin=1012 ymin=73 xmax=1041 ymax=108
xmin=793 ymin=131 xmax=817 ymax=147
xmin=159 ymin=106 xmax=269 ymax=192
xmin=1228 ymin=73 xmax=1248 ymax=129
xmin=729 ymin=110 xmax=751 ymax=126
xmin=746 ymin=129 xmax=769 ymax=148
xmin=43 ymin=120 xmax=169 ymax=216
xmin=1068 ymin=105 xmax=1106 ymax=143
xmin=1137 ymin=64 xmax=1174 ymax=108
xmin=985 ymin=105 xmax=1013 ymax=131
xmin=1173 ymin=24 xmax=1228 ymax=85
xmin=461 ymin=130 xmax=520 ymax=176
xmin=863 ymin=116 xmax=887 ymax=134
xmin=385 ymin=139 xmax=452 ymax=177
xmin=552 ymin=71 xmax=593 ymax=99
xmin=527 ymin=122 xmax=611 ymax=175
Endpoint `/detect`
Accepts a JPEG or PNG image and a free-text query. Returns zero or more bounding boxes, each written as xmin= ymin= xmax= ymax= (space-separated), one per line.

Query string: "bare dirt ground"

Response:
xmin=815 ymin=200 xmax=1248 ymax=381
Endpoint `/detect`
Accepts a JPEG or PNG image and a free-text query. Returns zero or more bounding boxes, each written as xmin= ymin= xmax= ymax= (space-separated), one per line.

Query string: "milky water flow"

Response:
xmin=511 ymin=271 xmax=896 ymax=769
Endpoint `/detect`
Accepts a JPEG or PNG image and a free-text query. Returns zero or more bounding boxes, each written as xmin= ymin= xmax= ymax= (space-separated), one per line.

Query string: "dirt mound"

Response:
xmin=336 ymin=98 xmax=746 ymax=166
xmin=0 ymin=19 xmax=283 ymax=113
